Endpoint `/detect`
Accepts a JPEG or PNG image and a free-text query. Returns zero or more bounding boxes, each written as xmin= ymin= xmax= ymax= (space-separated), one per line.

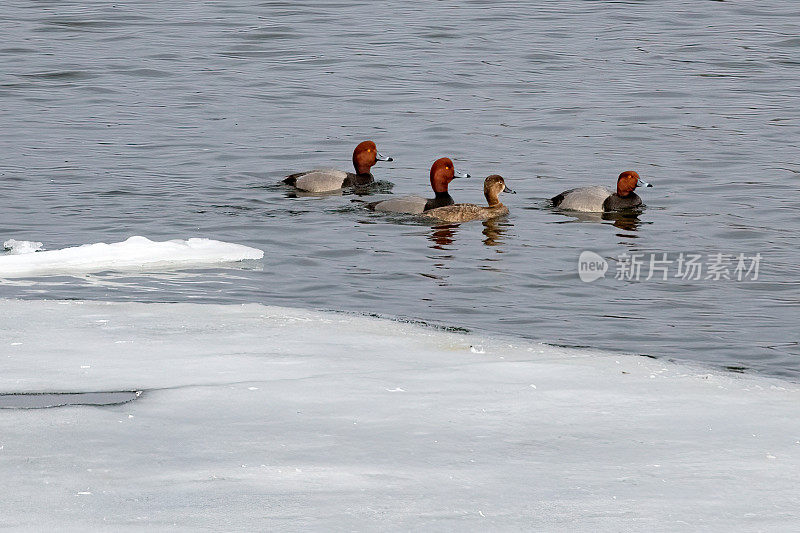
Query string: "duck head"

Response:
xmin=430 ymin=157 xmax=470 ymax=193
xmin=484 ymin=175 xmax=515 ymax=207
xmin=616 ymin=170 xmax=652 ymax=197
xmin=353 ymin=141 xmax=392 ymax=175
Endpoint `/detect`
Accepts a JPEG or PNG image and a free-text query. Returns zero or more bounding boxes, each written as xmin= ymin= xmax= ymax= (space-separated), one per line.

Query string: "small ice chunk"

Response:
xmin=0 ymin=235 xmax=264 ymax=277
xmin=3 ymin=239 xmax=43 ymax=255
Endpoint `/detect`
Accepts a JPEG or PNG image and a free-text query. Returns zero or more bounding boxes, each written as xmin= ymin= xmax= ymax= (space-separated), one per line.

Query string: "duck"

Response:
xmin=422 ymin=175 xmax=515 ymax=223
xmin=366 ymin=157 xmax=470 ymax=214
xmin=283 ymin=140 xmax=392 ymax=192
xmin=551 ymin=171 xmax=652 ymax=212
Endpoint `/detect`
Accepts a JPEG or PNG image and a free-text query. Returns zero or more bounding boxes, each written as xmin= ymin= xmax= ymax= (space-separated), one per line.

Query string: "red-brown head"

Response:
xmin=353 ymin=141 xmax=392 ymax=175
xmin=616 ymin=171 xmax=652 ymax=197
xmin=430 ymin=157 xmax=470 ymax=193
xmin=484 ymin=175 xmax=515 ymax=206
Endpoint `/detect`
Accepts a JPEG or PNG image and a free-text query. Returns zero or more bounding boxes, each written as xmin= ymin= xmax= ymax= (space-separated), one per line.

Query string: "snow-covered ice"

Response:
xmin=0 ymin=299 xmax=798 ymax=531
xmin=0 ymin=236 xmax=263 ymax=277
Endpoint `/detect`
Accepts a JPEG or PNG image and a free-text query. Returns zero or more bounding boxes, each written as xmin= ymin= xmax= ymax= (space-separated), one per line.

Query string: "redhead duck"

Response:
xmin=422 ymin=175 xmax=515 ymax=222
xmin=366 ymin=157 xmax=470 ymax=214
xmin=283 ymin=140 xmax=392 ymax=192
xmin=551 ymin=171 xmax=653 ymax=212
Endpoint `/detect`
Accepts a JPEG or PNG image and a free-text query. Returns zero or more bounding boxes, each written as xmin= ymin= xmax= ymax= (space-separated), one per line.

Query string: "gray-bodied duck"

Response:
xmin=283 ymin=140 xmax=392 ymax=192
xmin=551 ymin=170 xmax=653 ymax=212
xmin=366 ymin=157 xmax=470 ymax=214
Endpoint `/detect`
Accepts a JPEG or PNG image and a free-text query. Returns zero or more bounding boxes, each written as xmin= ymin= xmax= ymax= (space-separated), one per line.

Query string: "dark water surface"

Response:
xmin=1 ymin=1 xmax=798 ymax=377
xmin=0 ymin=391 xmax=140 ymax=409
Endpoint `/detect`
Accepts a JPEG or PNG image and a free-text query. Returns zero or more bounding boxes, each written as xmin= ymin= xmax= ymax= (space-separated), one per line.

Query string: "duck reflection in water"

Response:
xmin=481 ymin=218 xmax=509 ymax=247
xmin=284 ymin=188 xmax=343 ymax=199
xmin=428 ymin=223 xmax=459 ymax=249
xmin=558 ymin=210 xmax=643 ymax=232
xmin=426 ymin=218 xmax=511 ymax=249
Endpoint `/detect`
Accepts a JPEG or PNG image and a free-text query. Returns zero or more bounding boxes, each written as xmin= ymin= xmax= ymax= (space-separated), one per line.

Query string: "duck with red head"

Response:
xmin=366 ymin=157 xmax=470 ymax=214
xmin=283 ymin=140 xmax=393 ymax=193
xmin=551 ymin=170 xmax=653 ymax=212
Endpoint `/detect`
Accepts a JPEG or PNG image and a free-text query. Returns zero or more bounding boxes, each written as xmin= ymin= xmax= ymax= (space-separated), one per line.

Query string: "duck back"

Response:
xmin=552 ymin=186 xmax=613 ymax=212
xmin=286 ymin=169 xmax=351 ymax=192
xmin=423 ymin=204 xmax=508 ymax=223
xmin=367 ymin=195 xmax=429 ymax=214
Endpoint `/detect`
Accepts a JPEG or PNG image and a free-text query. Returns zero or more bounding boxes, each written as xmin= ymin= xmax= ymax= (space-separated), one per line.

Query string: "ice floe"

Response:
xmin=0 ymin=299 xmax=798 ymax=530
xmin=0 ymin=236 xmax=263 ymax=277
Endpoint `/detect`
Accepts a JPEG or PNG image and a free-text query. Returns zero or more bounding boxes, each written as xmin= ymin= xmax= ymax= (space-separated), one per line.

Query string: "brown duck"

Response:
xmin=422 ymin=175 xmax=515 ymax=223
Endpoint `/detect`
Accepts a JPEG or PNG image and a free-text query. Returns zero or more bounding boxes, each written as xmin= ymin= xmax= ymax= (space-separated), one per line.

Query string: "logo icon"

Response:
xmin=578 ymin=251 xmax=608 ymax=282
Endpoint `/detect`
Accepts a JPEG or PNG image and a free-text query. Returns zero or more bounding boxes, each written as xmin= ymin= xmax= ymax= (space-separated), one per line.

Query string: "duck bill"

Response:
xmin=637 ymin=179 xmax=653 ymax=188
xmin=376 ymin=152 xmax=393 ymax=162
xmin=454 ymin=169 xmax=471 ymax=178
xmin=503 ymin=185 xmax=516 ymax=194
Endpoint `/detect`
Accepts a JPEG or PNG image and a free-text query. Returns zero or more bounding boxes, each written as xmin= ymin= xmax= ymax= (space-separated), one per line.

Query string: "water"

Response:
xmin=0 ymin=391 xmax=140 ymax=409
xmin=1 ymin=1 xmax=798 ymax=377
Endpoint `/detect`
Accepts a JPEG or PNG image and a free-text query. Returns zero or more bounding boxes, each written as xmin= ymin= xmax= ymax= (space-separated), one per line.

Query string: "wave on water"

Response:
xmin=0 ymin=236 xmax=263 ymax=277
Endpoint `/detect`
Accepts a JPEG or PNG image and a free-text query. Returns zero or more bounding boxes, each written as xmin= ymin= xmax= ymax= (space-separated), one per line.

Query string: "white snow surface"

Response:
xmin=0 ymin=299 xmax=798 ymax=531
xmin=0 ymin=236 xmax=263 ymax=277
